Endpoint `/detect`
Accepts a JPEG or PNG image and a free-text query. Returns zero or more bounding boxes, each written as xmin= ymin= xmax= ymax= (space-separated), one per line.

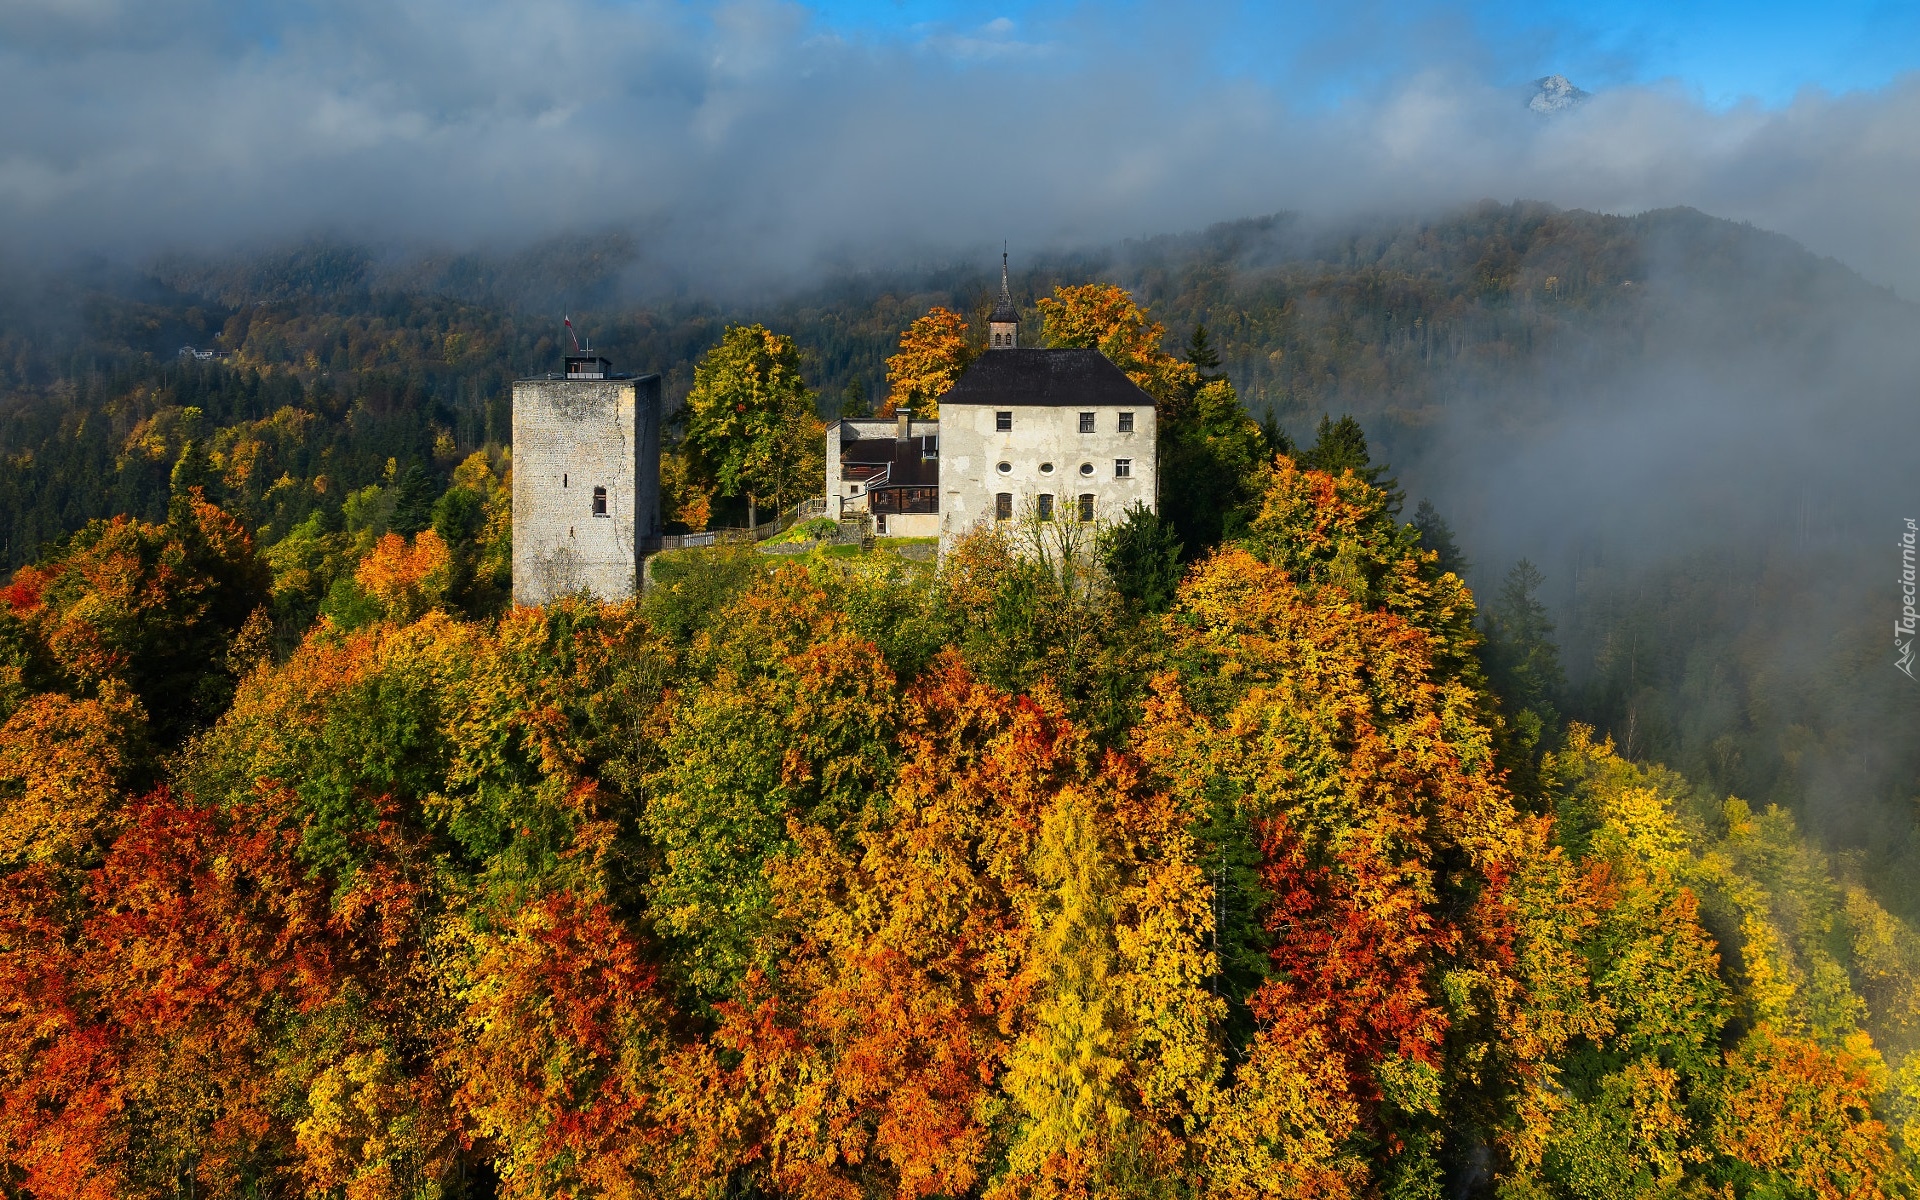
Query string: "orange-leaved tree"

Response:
xmin=355 ymin=529 xmax=452 ymax=623
xmin=1037 ymin=283 xmax=1200 ymax=404
xmin=176 ymin=594 xmax=684 ymax=1196
xmin=883 ymin=306 xmax=976 ymax=418
xmin=0 ymin=492 xmax=268 ymax=744
xmin=1712 ymin=1025 xmax=1896 ymax=1200
xmin=450 ymin=883 xmax=677 ymax=1200
xmin=1139 ymin=546 xmax=1524 ymax=1197
xmin=0 ymin=788 xmax=347 ymax=1199
xmin=1130 ymin=435 xmax=1557 ymax=1195
xmin=0 ymin=688 xmax=146 ymax=869
xmin=698 ymin=651 xmax=1222 ymax=1199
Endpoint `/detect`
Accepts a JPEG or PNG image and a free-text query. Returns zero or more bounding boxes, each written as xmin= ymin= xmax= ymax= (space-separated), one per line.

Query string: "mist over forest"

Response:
xmin=6 ymin=3 xmax=1920 ymax=1192
xmin=4 ymin=201 xmax=1914 ymax=904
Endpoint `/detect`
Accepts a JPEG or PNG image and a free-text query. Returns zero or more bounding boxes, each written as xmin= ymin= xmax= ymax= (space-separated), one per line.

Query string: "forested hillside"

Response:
xmin=8 ymin=202 xmax=1894 ymax=557
xmin=0 ymin=251 xmax=1914 ymax=1197
xmin=2 ymin=200 xmax=1912 ymax=919
xmin=3 ymin=419 xmax=1918 ymax=1197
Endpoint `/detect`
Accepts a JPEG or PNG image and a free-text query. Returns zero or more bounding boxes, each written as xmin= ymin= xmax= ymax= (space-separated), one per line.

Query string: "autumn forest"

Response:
xmin=0 ymin=207 xmax=1917 ymax=1200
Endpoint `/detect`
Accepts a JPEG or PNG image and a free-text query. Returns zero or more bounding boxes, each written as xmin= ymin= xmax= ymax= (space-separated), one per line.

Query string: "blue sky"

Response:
xmin=806 ymin=0 xmax=1920 ymax=106
xmin=4 ymin=0 xmax=1920 ymax=293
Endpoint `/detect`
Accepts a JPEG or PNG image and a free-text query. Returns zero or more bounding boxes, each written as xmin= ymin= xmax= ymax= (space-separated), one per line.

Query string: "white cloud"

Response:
xmin=2 ymin=0 xmax=1918 ymax=296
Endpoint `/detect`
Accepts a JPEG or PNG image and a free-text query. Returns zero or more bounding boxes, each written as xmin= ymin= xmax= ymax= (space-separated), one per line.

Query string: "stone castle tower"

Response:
xmin=511 ymin=351 xmax=662 ymax=604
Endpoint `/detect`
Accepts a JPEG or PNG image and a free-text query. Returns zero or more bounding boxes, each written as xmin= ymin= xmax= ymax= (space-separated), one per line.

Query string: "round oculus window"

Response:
xmin=1039 ymin=462 xmax=1055 ymax=475
xmin=1079 ymin=462 xmax=1094 ymax=476
xmin=997 ymin=461 xmax=1012 ymax=474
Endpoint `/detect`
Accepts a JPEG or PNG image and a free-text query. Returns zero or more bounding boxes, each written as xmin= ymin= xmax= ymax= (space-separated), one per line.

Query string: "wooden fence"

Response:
xmin=642 ymin=497 xmax=830 ymax=553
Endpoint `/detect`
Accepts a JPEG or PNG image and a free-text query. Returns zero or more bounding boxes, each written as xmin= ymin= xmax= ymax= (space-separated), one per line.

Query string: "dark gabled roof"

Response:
xmin=940 ymin=348 xmax=1154 ymax=408
xmin=840 ymin=437 xmax=939 ymax=487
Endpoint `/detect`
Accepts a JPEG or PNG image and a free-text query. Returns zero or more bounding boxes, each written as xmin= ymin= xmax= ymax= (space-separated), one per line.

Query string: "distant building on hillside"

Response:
xmin=512 ymin=352 xmax=662 ymax=604
xmin=825 ymin=255 xmax=1158 ymax=555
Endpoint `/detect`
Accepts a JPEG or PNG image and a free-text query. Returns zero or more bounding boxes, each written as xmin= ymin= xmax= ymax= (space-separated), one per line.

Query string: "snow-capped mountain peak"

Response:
xmin=1529 ymin=74 xmax=1590 ymax=114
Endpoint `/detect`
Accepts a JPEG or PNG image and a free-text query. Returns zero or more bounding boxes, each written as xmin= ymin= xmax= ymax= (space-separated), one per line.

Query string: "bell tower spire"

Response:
xmin=988 ymin=245 xmax=1018 ymax=350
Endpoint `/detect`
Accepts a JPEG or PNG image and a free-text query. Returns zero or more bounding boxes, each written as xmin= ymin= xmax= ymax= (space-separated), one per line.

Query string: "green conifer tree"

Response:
xmin=1097 ymin=503 xmax=1184 ymax=614
xmin=1411 ymin=499 xmax=1470 ymax=579
xmin=389 ymin=461 xmax=439 ymax=536
xmin=1300 ymin=414 xmax=1403 ymax=515
xmin=1482 ymin=558 xmax=1566 ymax=795
xmin=1186 ymin=324 xmax=1225 ymax=382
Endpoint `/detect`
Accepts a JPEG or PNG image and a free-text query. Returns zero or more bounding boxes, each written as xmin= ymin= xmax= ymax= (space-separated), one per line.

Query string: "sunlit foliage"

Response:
xmin=883 ymin=306 xmax=976 ymax=419
xmin=0 ymin=326 xmax=1915 ymax=1198
xmin=679 ymin=324 xmax=825 ymax=525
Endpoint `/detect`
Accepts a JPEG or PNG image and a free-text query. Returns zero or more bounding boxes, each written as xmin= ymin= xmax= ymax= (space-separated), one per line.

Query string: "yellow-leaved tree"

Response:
xmin=679 ymin=324 xmax=824 ymax=529
xmin=883 ymin=306 xmax=976 ymax=418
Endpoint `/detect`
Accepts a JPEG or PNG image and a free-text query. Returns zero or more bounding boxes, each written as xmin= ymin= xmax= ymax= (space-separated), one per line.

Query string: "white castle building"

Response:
xmin=826 ymin=258 xmax=1159 ymax=555
xmin=511 ymin=352 xmax=663 ymax=604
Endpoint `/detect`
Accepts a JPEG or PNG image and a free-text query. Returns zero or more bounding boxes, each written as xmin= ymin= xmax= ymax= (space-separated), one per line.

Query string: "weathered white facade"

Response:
xmin=936 ymin=393 xmax=1157 ymax=554
xmin=822 ymin=257 xmax=1160 ymax=555
xmin=826 ymin=413 xmax=941 ymax=538
xmin=512 ymin=358 xmax=662 ymax=604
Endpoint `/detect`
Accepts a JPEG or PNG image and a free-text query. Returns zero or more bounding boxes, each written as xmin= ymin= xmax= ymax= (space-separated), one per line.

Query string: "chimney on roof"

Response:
xmin=896 ymin=407 xmax=911 ymax=440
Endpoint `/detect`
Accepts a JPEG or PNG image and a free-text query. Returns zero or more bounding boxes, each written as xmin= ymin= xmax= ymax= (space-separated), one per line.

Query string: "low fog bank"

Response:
xmin=5 ymin=0 xmax=1920 ymax=297
xmin=2 ymin=180 xmax=1914 ymax=896
xmin=1401 ymin=242 xmax=1920 ymax=875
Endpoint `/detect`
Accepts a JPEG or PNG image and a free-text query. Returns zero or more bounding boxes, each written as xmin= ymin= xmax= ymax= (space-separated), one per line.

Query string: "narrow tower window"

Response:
xmin=592 ymin=486 xmax=608 ymax=516
xmin=563 ymin=472 xmax=568 ymax=488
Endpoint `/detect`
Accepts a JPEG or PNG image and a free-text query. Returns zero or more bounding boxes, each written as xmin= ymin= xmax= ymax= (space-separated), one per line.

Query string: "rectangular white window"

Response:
xmin=1078 ymin=412 xmax=1095 ymax=433
xmin=996 ymin=411 xmax=1013 ymax=432
xmin=1118 ymin=412 xmax=1135 ymax=432
xmin=1115 ymin=458 xmax=1132 ymax=478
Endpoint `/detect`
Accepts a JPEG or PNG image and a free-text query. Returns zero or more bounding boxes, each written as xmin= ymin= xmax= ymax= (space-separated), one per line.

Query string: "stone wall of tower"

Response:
xmin=511 ymin=374 xmax=661 ymax=605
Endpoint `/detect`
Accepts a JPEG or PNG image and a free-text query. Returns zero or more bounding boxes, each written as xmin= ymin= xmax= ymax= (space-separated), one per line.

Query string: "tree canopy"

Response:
xmin=883 ymin=306 xmax=976 ymax=419
xmin=679 ymin=323 xmax=824 ymax=525
xmin=0 ymin=434 xmax=1911 ymax=1200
